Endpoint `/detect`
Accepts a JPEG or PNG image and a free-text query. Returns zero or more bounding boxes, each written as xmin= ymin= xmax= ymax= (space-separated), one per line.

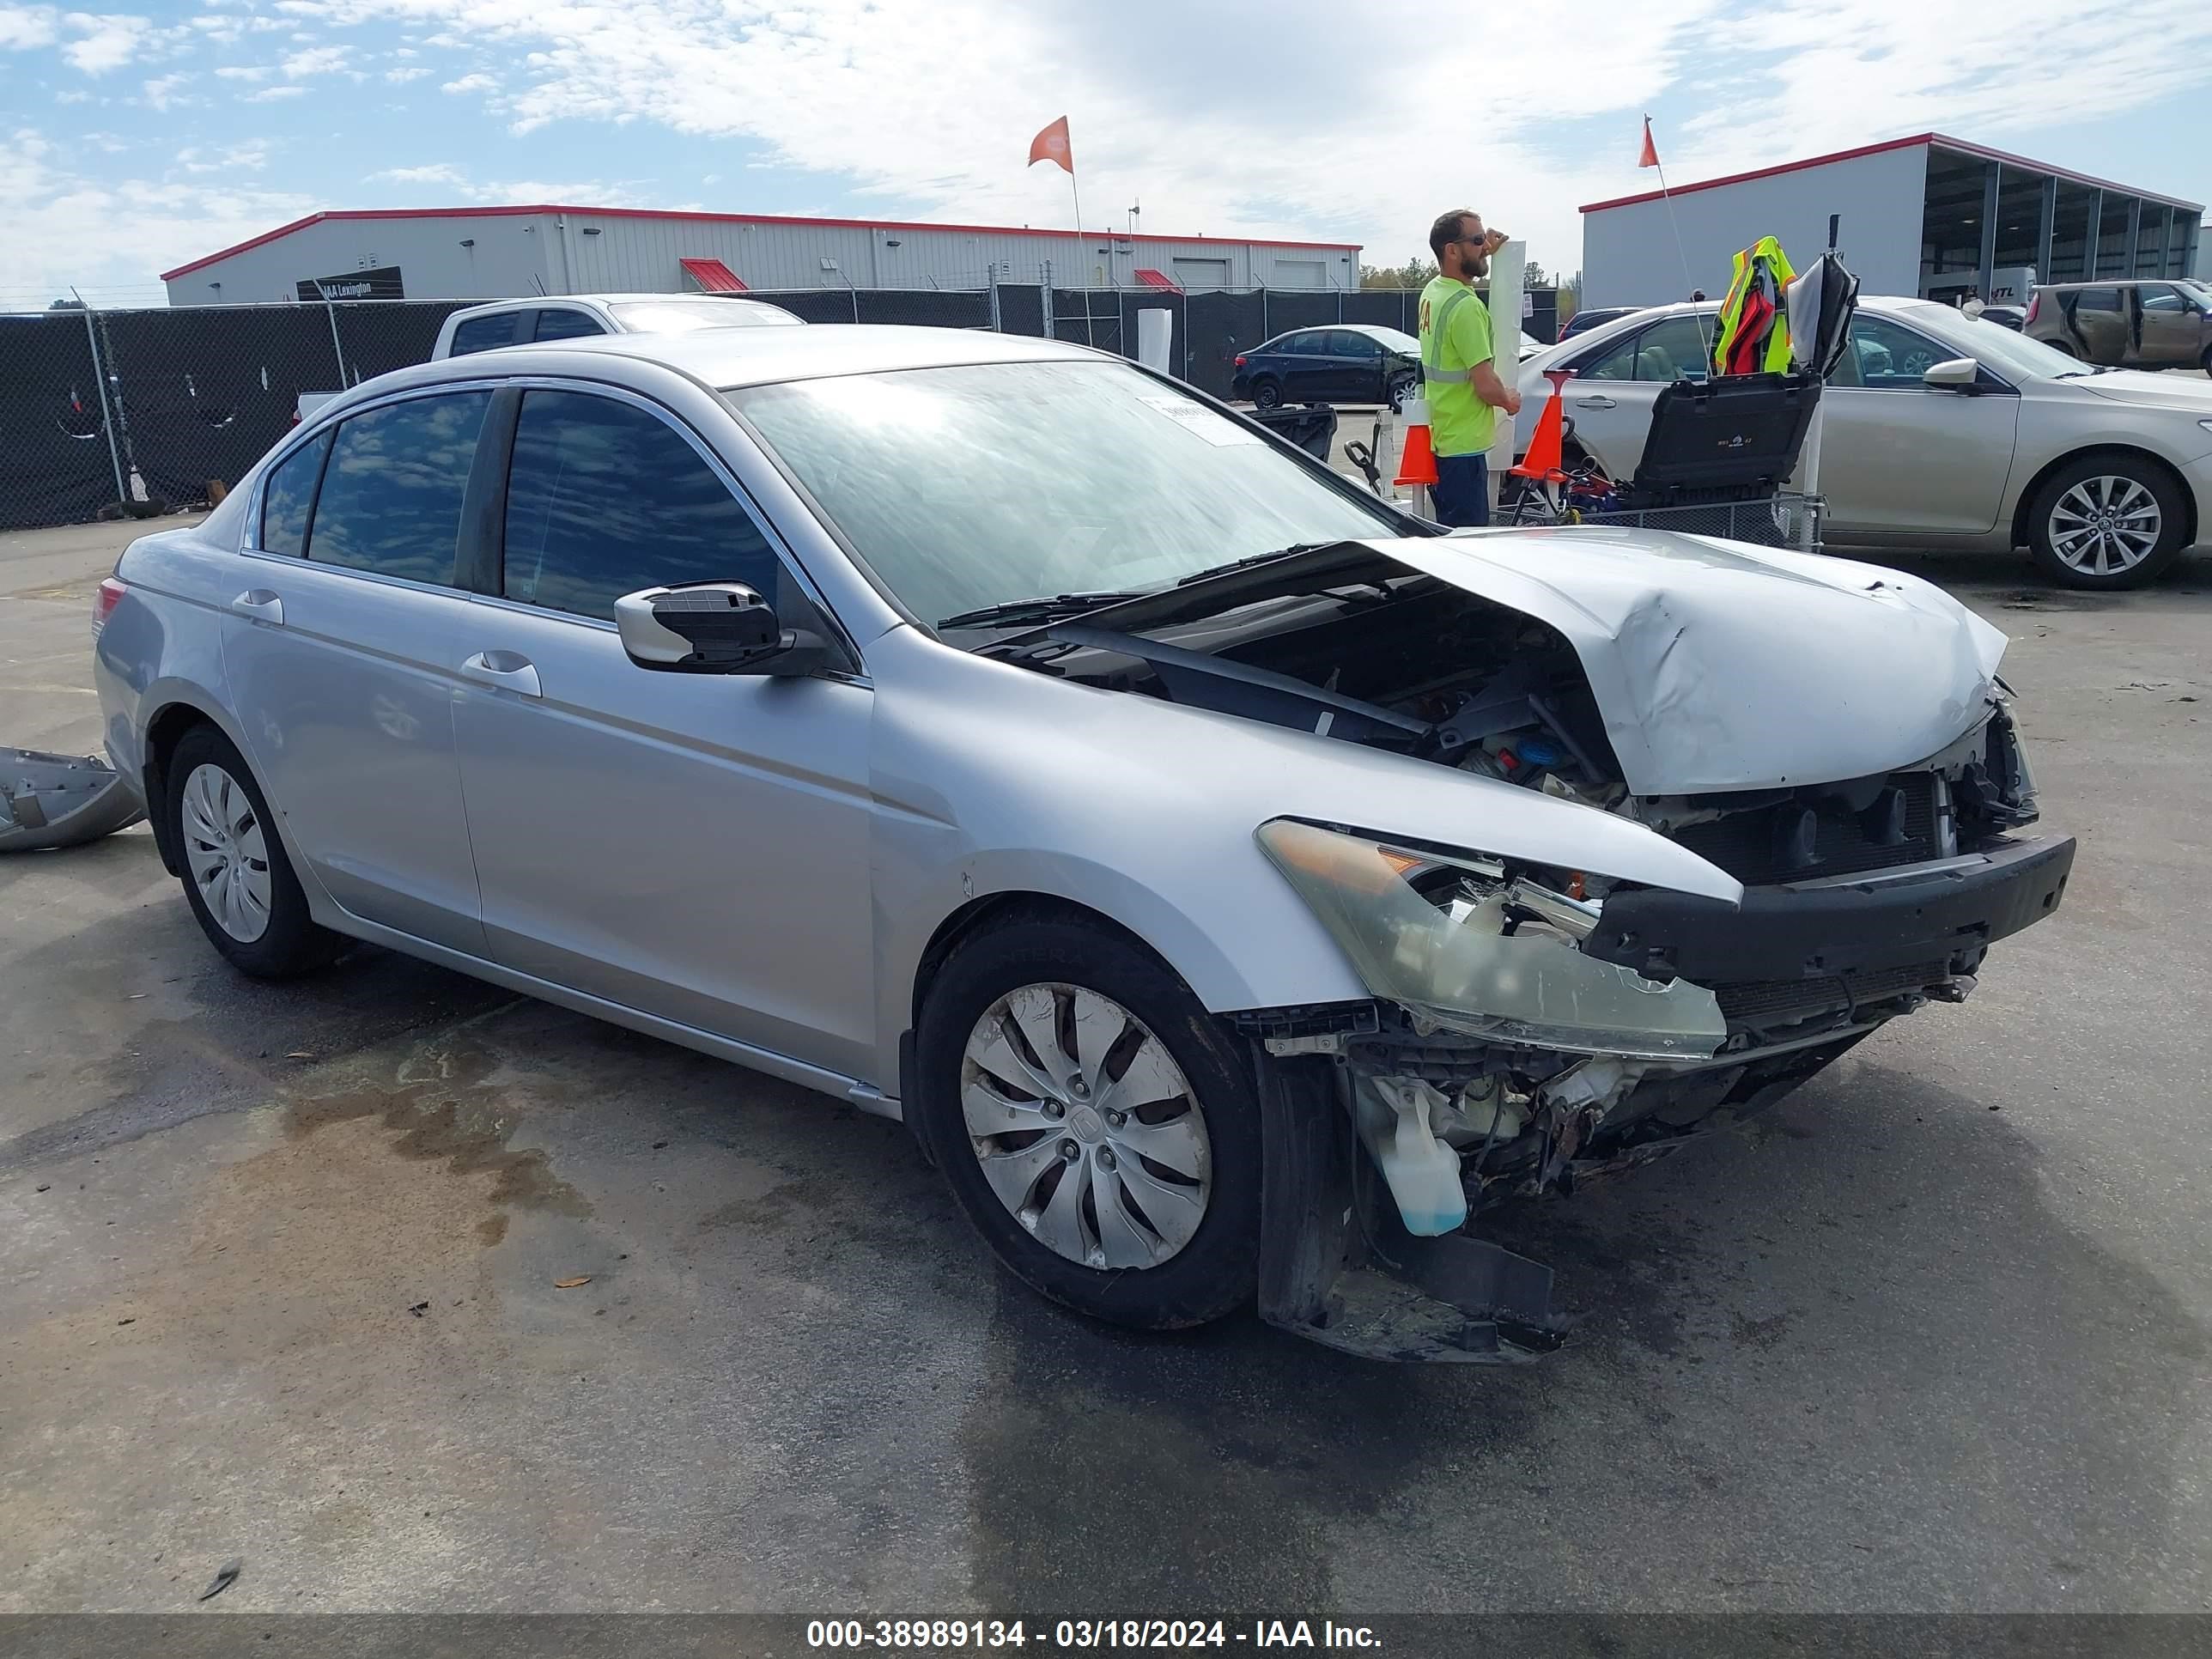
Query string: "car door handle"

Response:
xmin=1574 ymin=396 xmax=1618 ymax=410
xmin=459 ymin=650 xmax=542 ymax=698
xmin=230 ymin=589 xmax=283 ymax=624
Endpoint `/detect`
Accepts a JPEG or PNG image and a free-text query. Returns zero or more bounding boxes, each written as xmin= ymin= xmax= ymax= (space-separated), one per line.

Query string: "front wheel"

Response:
xmin=2026 ymin=454 xmax=2187 ymax=589
xmin=912 ymin=915 xmax=1260 ymax=1330
xmin=1250 ymin=376 xmax=1283 ymax=411
xmin=1387 ymin=373 xmax=1417 ymax=414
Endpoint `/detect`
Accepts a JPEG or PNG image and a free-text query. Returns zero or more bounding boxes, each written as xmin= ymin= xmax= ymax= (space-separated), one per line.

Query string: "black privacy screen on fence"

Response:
xmin=0 ymin=284 xmax=1556 ymax=531
xmin=0 ymin=315 xmax=113 ymax=532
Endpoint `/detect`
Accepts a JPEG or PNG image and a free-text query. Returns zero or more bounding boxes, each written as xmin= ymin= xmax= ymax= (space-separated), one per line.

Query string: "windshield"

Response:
xmin=730 ymin=360 xmax=1404 ymax=628
xmin=1352 ymin=326 xmax=1420 ymax=355
xmin=1939 ymin=310 xmax=2112 ymax=380
xmin=609 ymin=300 xmax=803 ymax=332
xmin=2181 ymin=280 xmax=2212 ymax=307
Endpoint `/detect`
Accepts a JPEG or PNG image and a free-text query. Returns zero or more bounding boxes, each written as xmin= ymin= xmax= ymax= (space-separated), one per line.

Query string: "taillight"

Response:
xmin=93 ymin=575 xmax=126 ymax=639
xmin=2024 ymin=293 xmax=2040 ymax=325
xmin=1234 ymin=354 xmax=1248 ymax=368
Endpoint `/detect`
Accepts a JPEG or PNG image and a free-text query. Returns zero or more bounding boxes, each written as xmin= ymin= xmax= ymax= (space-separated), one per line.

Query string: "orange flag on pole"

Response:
xmin=1638 ymin=117 xmax=1659 ymax=169
xmin=1028 ymin=115 xmax=1073 ymax=173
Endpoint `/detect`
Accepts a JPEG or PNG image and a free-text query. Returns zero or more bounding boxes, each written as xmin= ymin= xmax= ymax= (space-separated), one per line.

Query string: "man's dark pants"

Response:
xmin=1431 ymin=452 xmax=1491 ymax=527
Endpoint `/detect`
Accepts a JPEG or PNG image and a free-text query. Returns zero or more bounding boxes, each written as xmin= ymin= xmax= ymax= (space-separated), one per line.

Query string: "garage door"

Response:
xmin=1172 ymin=258 xmax=1232 ymax=291
xmin=1273 ymin=260 xmax=1325 ymax=288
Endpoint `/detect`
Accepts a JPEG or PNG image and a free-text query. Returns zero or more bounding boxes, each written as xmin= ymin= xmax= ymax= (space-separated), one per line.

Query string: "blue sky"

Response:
xmin=3 ymin=0 xmax=2209 ymax=307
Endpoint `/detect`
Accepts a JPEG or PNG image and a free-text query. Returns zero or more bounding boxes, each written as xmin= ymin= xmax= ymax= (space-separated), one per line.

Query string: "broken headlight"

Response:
xmin=1255 ymin=819 xmax=1727 ymax=1061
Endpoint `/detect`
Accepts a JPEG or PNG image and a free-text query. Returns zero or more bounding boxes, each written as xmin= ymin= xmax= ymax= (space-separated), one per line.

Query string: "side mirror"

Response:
xmin=1923 ymin=357 xmax=1982 ymax=391
xmin=614 ymin=581 xmax=825 ymax=677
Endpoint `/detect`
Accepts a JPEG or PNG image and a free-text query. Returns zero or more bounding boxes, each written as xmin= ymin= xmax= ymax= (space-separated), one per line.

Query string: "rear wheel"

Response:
xmin=913 ymin=915 xmax=1260 ymax=1330
xmin=1250 ymin=376 xmax=1283 ymax=410
xmin=2026 ymin=453 xmax=2187 ymax=590
xmin=166 ymin=725 xmax=342 ymax=977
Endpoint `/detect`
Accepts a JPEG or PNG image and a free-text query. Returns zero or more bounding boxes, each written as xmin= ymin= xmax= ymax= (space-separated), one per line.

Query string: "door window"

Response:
xmin=1273 ymin=334 xmax=1323 ymax=358
xmin=2069 ymin=288 xmax=2122 ymax=313
xmin=2135 ymin=284 xmax=2185 ymax=314
xmin=1579 ymin=315 xmax=1711 ymax=382
xmin=306 ymin=392 xmax=491 ymax=585
xmin=1331 ymin=331 xmax=1382 ymax=359
xmin=447 ymin=312 xmax=524 ymax=355
xmin=260 ymin=430 xmax=330 ymax=556
xmin=1842 ymin=316 xmax=1951 ymax=389
xmin=531 ymin=307 xmax=607 ymax=341
xmin=500 ymin=390 xmax=785 ymax=622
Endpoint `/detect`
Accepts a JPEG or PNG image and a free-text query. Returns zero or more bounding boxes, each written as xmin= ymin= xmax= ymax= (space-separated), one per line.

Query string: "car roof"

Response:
xmin=395 ymin=323 xmax=1102 ymax=394
xmin=447 ymin=293 xmax=793 ymax=314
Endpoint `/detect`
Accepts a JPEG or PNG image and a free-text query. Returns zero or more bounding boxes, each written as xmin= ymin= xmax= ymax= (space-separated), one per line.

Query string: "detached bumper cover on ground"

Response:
xmin=0 ymin=748 xmax=146 ymax=853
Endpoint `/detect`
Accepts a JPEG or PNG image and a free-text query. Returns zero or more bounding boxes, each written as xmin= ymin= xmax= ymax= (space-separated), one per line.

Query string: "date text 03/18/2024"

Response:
xmin=805 ymin=1620 xmax=1383 ymax=1649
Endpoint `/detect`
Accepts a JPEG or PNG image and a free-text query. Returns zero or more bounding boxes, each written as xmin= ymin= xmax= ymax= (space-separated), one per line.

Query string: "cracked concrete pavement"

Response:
xmin=3 ymin=517 xmax=2209 ymax=1615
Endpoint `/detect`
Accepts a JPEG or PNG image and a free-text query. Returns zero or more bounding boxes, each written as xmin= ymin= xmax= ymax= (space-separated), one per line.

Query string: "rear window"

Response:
xmin=306 ymin=392 xmax=490 ymax=586
xmin=531 ymin=307 xmax=607 ymax=342
xmin=447 ymin=312 xmax=524 ymax=356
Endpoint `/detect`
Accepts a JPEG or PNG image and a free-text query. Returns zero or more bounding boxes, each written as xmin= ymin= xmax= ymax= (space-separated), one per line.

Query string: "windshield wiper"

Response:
xmin=1174 ymin=543 xmax=1338 ymax=586
xmin=936 ymin=591 xmax=1148 ymax=630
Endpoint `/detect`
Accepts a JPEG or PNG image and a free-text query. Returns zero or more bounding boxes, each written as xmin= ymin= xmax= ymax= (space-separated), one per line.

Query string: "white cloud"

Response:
xmin=59 ymin=10 xmax=149 ymax=73
xmin=441 ymin=70 xmax=494 ymax=94
xmin=384 ymin=63 xmax=428 ymax=80
xmin=364 ymin=161 xmax=638 ymax=205
xmin=371 ymin=161 xmax=468 ymax=186
xmin=279 ymin=42 xmax=345 ymax=75
xmin=0 ymin=124 xmax=318 ymax=301
xmin=213 ymin=62 xmax=269 ymax=79
xmin=244 ymin=82 xmax=305 ymax=100
xmin=53 ymin=86 xmax=91 ymax=100
xmin=138 ymin=70 xmax=187 ymax=107
xmin=0 ymin=4 xmax=59 ymax=49
xmin=177 ymin=140 xmax=270 ymax=173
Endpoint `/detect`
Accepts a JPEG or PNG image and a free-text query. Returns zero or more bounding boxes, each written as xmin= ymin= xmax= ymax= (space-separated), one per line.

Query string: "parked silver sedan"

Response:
xmin=1517 ymin=295 xmax=2212 ymax=589
xmin=92 ymin=326 xmax=2071 ymax=1360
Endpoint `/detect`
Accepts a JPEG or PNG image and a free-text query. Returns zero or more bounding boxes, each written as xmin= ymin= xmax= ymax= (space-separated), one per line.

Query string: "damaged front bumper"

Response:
xmin=0 ymin=747 xmax=146 ymax=853
xmin=1242 ymin=830 xmax=2077 ymax=1363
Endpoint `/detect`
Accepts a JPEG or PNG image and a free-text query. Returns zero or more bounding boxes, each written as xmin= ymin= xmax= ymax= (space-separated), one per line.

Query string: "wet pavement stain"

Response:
xmin=283 ymin=1039 xmax=591 ymax=1231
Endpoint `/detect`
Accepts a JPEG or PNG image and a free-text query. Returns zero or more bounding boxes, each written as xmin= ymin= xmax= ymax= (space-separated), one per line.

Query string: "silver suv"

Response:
xmin=2024 ymin=279 xmax=2212 ymax=373
xmin=90 ymin=326 xmax=2070 ymax=1359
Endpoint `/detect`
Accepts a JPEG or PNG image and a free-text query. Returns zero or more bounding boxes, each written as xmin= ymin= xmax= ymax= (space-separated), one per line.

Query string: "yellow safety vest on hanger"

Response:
xmin=1713 ymin=235 xmax=1796 ymax=375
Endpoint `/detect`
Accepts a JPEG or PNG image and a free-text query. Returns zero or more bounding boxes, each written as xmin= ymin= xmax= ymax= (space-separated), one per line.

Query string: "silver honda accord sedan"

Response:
xmin=92 ymin=325 xmax=2074 ymax=1360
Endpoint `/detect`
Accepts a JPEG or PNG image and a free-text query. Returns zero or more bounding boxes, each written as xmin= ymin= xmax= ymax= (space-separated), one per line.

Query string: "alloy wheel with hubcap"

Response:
xmin=961 ymin=982 xmax=1211 ymax=1270
xmin=2047 ymin=475 xmax=2162 ymax=580
xmin=180 ymin=762 xmax=273 ymax=943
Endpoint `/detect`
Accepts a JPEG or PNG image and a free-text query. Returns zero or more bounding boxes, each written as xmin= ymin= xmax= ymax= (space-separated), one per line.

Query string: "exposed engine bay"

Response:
xmin=976 ymin=538 xmax=2070 ymax=1360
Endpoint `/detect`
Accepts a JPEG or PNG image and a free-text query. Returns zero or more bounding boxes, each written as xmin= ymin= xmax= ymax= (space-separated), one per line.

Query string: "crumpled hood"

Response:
xmin=1374 ymin=527 xmax=2008 ymax=795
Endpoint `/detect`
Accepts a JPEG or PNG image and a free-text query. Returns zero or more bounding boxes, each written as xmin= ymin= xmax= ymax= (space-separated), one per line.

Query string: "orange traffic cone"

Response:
xmin=1394 ymin=395 xmax=1438 ymax=489
xmin=1510 ymin=369 xmax=1574 ymax=483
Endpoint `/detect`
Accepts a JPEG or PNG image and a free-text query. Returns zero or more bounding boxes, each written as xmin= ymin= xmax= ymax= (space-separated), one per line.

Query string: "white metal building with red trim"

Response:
xmin=159 ymin=204 xmax=1362 ymax=306
xmin=1579 ymin=133 xmax=2203 ymax=308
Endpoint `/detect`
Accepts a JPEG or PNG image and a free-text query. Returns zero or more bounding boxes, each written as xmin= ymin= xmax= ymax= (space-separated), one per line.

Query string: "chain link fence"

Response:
xmin=2 ymin=279 xmax=1557 ymax=531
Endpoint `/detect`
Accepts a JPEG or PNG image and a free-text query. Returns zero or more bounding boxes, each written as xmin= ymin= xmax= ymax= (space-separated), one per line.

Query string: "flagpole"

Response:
xmin=1645 ymin=117 xmax=1714 ymax=365
xmin=1068 ymin=170 xmax=1095 ymax=348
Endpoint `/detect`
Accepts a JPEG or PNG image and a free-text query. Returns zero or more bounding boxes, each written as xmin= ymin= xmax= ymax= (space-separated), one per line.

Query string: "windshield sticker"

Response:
xmin=1139 ymin=393 xmax=1261 ymax=446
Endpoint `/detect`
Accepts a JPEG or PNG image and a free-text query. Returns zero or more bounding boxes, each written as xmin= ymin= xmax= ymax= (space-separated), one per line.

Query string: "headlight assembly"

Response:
xmin=1256 ymin=819 xmax=1727 ymax=1060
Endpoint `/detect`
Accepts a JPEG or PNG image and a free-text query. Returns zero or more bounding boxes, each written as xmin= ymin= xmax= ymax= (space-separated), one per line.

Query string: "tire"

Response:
xmin=1386 ymin=373 xmax=1417 ymax=414
xmin=2025 ymin=453 xmax=2189 ymax=590
xmin=912 ymin=914 xmax=1261 ymax=1331
xmin=1250 ymin=376 xmax=1283 ymax=411
xmin=166 ymin=724 xmax=342 ymax=978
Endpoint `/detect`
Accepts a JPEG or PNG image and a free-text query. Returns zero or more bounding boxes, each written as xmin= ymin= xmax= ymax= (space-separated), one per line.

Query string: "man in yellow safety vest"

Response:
xmin=1417 ymin=208 xmax=1522 ymax=526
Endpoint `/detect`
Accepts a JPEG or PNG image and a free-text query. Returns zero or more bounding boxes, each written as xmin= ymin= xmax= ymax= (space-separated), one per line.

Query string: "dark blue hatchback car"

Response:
xmin=1230 ymin=325 xmax=1422 ymax=410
